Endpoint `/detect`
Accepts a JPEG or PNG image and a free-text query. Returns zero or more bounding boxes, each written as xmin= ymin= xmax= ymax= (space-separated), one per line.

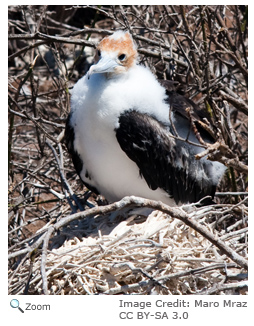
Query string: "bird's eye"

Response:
xmin=118 ymin=54 xmax=126 ymax=61
xmin=97 ymin=50 xmax=101 ymax=57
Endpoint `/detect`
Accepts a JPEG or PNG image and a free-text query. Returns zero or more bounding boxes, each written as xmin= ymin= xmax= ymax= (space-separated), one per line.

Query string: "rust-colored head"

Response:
xmin=88 ymin=31 xmax=138 ymax=78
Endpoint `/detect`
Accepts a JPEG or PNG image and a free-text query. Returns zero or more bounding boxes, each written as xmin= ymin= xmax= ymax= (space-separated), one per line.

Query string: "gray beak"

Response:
xmin=87 ymin=56 xmax=118 ymax=79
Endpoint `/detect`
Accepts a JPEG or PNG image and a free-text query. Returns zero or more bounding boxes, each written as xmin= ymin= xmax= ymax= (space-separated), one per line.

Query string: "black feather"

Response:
xmin=65 ymin=113 xmax=99 ymax=195
xmin=115 ymin=109 xmax=217 ymax=204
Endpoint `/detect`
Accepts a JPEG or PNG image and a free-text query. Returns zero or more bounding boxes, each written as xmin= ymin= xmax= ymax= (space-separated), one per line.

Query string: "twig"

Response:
xmin=103 ymin=262 xmax=238 ymax=294
xmin=199 ymin=280 xmax=248 ymax=295
xmin=218 ymin=90 xmax=248 ymax=115
xmin=215 ymin=192 xmax=248 ymax=196
xmin=8 ymin=94 xmax=58 ymax=144
xmin=195 ymin=142 xmax=248 ymax=174
xmin=45 ymin=139 xmax=84 ymax=211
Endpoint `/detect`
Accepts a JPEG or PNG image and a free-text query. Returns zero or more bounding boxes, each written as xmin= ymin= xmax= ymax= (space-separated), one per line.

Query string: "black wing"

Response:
xmin=115 ymin=109 xmax=217 ymax=204
xmin=65 ymin=113 xmax=99 ymax=195
xmin=159 ymin=80 xmax=216 ymax=142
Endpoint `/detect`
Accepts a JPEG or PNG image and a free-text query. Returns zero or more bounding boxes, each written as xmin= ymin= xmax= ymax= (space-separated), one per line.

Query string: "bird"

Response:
xmin=65 ymin=30 xmax=226 ymax=206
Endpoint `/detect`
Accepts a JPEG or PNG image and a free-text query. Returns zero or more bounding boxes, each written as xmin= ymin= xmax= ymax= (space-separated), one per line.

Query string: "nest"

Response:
xmin=8 ymin=196 xmax=248 ymax=295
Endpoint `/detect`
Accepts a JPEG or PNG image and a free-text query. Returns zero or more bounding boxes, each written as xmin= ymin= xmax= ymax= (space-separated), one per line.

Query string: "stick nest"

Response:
xmin=9 ymin=198 xmax=248 ymax=295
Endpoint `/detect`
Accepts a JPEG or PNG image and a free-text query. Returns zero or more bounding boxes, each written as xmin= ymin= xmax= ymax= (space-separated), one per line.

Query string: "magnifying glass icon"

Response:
xmin=10 ymin=299 xmax=24 ymax=313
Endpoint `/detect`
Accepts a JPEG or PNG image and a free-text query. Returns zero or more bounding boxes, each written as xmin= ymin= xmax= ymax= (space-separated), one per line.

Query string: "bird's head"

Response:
xmin=87 ymin=30 xmax=138 ymax=79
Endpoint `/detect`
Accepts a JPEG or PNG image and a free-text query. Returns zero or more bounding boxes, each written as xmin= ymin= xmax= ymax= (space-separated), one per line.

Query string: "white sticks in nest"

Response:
xmin=8 ymin=196 xmax=248 ymax=295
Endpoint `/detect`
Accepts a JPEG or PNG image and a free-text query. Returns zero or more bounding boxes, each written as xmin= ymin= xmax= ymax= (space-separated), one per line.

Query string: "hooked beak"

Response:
xmin=87 ymin=56 xmax=118 ymax=79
